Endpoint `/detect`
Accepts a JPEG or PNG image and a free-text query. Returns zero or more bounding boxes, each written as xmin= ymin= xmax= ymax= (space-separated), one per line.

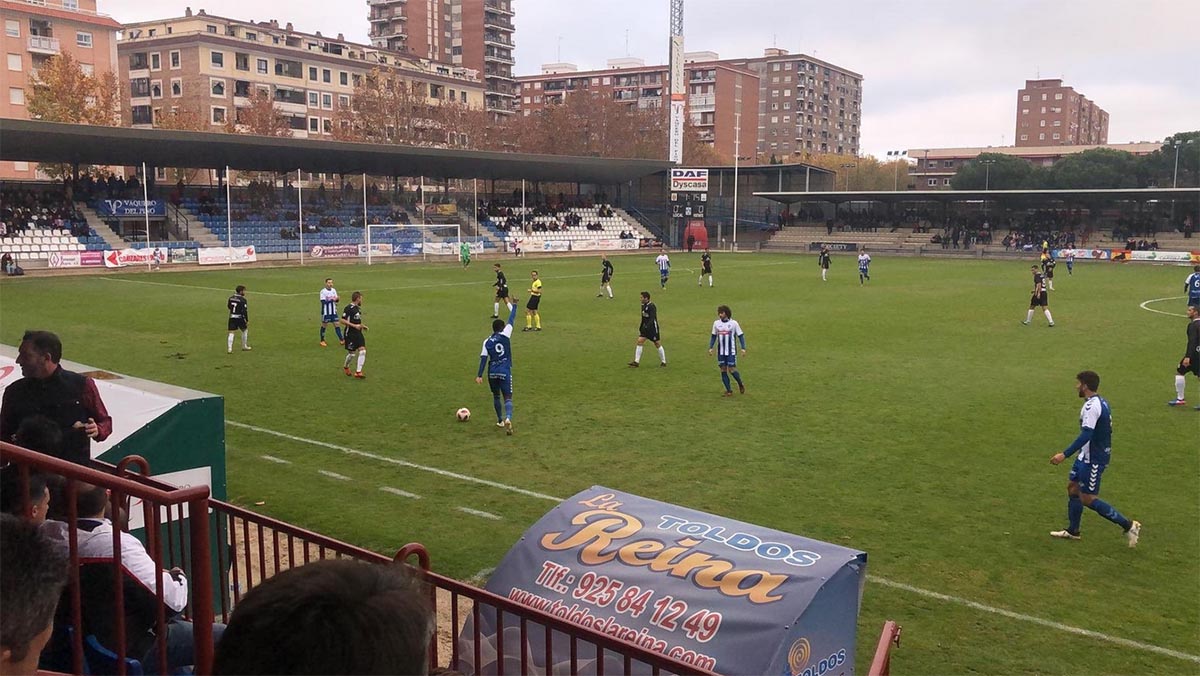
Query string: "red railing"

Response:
xmin=868 ymin=620 xmax=902 ymax=676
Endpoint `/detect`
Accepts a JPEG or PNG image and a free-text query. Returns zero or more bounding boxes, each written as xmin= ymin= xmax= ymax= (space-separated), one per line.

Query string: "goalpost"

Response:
xmin=365 ymin=223 xmax=463 ymax=265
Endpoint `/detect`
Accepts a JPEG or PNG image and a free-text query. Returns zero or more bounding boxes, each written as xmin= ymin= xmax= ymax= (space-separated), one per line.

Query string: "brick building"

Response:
xmin=368 ymin=0 xmax=516 ymax=116
xmin=118 ymin=8 xmax=484 ymax=140
xmin=1015 ymin=78 xmax=1108 ymax=147
xmin=908 ymin=142 xmax=1158 ymax=189
xmin=0 ymin=0 xmax=121 ymax=179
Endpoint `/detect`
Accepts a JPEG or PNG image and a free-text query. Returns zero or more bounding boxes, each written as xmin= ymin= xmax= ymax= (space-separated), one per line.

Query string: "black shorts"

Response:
xmin=1029 ymin=292 xmax=1048 ymax=308
xmin=526 ymin=296 xmax=541 ymax=311
xmin=495 ymin=287 xmax=509 ymax=299
xmin=702 ymin=265 xmax=712 ymax=274
xmin=639 ymin=327 xmax=660 ymax=342
xmin=228 ymin=318 xmax=247 ymax=331
xmin=601 ymin=274 xmax=612 ymax=284
xmin=1179 ymin=357 xmax=1200 ymax=377
xmin=345 ymin=333 xmax=365 ymax=351
xmin=1046 ymin=270 xmax=1055 ymax=279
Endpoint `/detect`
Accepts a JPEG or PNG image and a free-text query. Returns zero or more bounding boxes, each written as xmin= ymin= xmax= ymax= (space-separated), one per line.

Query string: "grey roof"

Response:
xmin=0 ymin=119 xmax=672 ymax=184
xmin=754 ymin=187 xmax=1200 ymax=204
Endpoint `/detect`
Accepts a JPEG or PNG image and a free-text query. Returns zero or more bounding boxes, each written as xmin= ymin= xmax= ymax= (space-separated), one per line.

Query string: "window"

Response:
xmin=308 ymin=91 xmax=319 ymax=107
xmin=1020 ymin=134 xmax=1028 ymax=141
xmin=523 ymin=96 xmax=530 ymax=104
xmin=338 ymin=94 xmax=349 ymax=108
xmin=785 ymin=62 xmax=792 ymax=70
xmin=76 ymin=31 xmax=92 ymax=48
xmin=130 ymin=105 xmax=152 ymax=125
xmin=211 ymin=51 xmax=224 ymax=68
xmin=943 ymin=160 xmax=954 ymax=168
xmin=772 ymin=63 xmax=780 ymax=71
xmin=80 ymin=63 xmax=93 ymax=75
xmin=321 ymin=93 xmax=332 ymax=109
xmin=1021 ymin=94 xmax=1029 ymax=101
xmin=1038 ymin=133 xmax=1045 ymax=140
xmin=943 ymin=178 xmax=952 ymax=186
xmin=9 ymin=87 xmax=24 ymax=105
xmin=245 ymin=31 xmax=257 ymax=41
xmin=211 ymin=106 xmax=226 ymax=124
xmin=340 ymin=71 xmax=348 ymax=86
xmin=322 ymin=118 xmax=332 ymax=133
xmin=211 ymin=78 xmax=225 ymax=97
xmin=5 ymin=20 xmax=18 ymax=37
xmin=1055 ymin=93 xmax=1063 ymax=100
xmin=1021 ymin=108 xmax=1028 ymax=115
xmin=322 ymin=68 xmax=331 ymax=83
xmin=1053 ymin=133 xmax=1061 ymax=139
xmin=927 ymin=178 xmax=937 ymax=186
xmin=602 ymin=77 xmax=610 ymax=85
xmin=171 ymin=78 xmax=182 ymax=97
xmin=1040 ymin=120 xmax=1046 ymax=127
xmin=257 ymin=58 xmax=268 ymax=74
xmin=206 ymin=25 xmax=218 ymax=34
xmin=309 ymin=117 xmax=319 ymax=132
xmin=770 ymin=89 xmax=778 ymax=98
xmin=1041 ymin=93 xmax=1047 ymax=100
xmin=7 ymin=54 xmax=21 ymax=71
xmin=151 ymin=80 xmax=162 ymax=98
xmin=170 ymin=50 xmax=180 ymax=69
xmin=150 ymin=52 xmax=161 ymax=70
xmin=306 ymin=66 xmax=317 ymax=81
xmin=235 ymin=53 xmax=249 ymax=71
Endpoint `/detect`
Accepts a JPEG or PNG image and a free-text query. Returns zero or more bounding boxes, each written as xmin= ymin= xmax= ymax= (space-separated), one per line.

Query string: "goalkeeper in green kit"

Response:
xmin=460 ymin=240 xmax=471 ymax=268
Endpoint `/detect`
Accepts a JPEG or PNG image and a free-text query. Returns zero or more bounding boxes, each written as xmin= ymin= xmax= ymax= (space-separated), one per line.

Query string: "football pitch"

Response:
xmin=2 ymin=252 xmax=1197 ymax=674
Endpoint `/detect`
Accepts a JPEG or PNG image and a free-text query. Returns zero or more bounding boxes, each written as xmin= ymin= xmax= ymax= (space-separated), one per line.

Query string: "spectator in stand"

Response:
xmin=213 ymin=560 xmax=433 ymax=676
xmin=0 ymin=331 xmax=112 ymax=466
xmin=0 ymin=514 xmax=69 ymax=676
xmin=1 ymin=252 xmax=14 ymax=275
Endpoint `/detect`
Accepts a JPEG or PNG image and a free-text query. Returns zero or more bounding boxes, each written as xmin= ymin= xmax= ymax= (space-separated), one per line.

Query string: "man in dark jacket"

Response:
xmin=1 ymin=330 xmax=112 ymax=465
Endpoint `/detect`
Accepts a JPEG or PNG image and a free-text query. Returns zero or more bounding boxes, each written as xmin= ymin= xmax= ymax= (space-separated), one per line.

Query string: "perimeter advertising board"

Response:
xmin=1052 ymin=248 xmax=1112 ymax=260
xmin=198 ymin=246 xmax=257 ymax=265
xmin=97 ymin=199 xmax=166 ymax=217
xmin=48 ymin=251 xmax=104 ymax=268
xmin=460 ymin=486 xmax=867 ymax=675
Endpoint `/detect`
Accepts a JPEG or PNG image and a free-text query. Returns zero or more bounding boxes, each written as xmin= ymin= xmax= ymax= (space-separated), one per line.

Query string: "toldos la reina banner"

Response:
xmin=459 ymin=486 xmax=867 ymax=675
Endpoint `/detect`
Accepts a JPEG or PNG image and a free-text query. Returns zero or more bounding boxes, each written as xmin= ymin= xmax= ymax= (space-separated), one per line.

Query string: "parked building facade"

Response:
xmin=1015 ymin=78 xmax=1108 ymax=147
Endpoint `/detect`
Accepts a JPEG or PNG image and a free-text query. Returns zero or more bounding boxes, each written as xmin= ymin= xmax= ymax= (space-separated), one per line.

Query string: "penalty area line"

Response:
xmin=1139 ymin=296 xmax=1189 ymax=318
xmin=228 ymin=419 xmax=1199 ymax=664
xmin=97 ymin=277 xmax=294 ymax=296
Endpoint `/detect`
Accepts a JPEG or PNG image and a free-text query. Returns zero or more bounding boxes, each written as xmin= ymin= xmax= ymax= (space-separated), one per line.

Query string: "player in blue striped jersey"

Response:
xmin=318 ymin=278 xmax=344 ymax=347
xmin=1185 ymin=265 xmax=1200 ymax=308
xmin=1049 ymin=370 xmax=1140 ymax=546
xmin=476 ymin=299 xmax=519 ymax=435
xmin=709 ymin=305 xmax=746 ymax=396
xmin=857 ymin=249 xmax=871 ymax=285
xmin=655 ymin=250 xmax=671 ymax=289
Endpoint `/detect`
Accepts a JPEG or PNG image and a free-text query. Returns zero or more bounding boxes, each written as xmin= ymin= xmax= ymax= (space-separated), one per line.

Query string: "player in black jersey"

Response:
xmin=628 ymin=291 xmax=666 ymax=367
xmin=1023 ymin=265 xmax=1055 ymax=327
xmin=226 ymin=285 xmax=251 ymax=353
xmin=492 ymin=263 xmax=511 ymax=318
xmin=1042 ymin=255 xmax=1057 ymax=291
xmin=699 ymin=250 xmax=713 ymax=288
xmin=597 ymin=255 xmax=614 ymax=299
xmin=1168 ymin=305 xmax=1200 ymax=408
xmin=818 ymin=246 xmax=831 ymax=282
xmin=340 ymin=292 xmax=368 ymax=378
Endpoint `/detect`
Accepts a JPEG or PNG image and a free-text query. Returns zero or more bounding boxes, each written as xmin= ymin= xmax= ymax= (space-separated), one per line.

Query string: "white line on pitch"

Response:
xmin=1139 ymin=295 xmax=1189 ymax=318
xmin=457 ymin=506 xmax=502 ymax=521
xmin=868 ymin=576 xmax=1200 ymax=664
xmin=380 ymin=486 xmax=421 ymax=499
xmin=228 ymin=420 xmax=562 ymax=501
xmin=97 ymin=277 xmax=293 ymax=296
xmin=317 ymin=469 xmax=350 ymax=481
xmin=260 ymin=455 xmax=291 ymax=464
xmin=228 ymin=419 xmax=1198 ymax=663
xmin=274 ymin=272 xmax=602 ymax=297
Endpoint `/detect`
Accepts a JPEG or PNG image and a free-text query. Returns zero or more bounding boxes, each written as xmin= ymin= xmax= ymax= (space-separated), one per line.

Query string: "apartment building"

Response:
xmin=0 ymin=0 xmax=121 ymax=179
xmin=117 ymin=8 xmax=485 ymax=140
xmin=368 ymin=0 xmax=516 ymax=116
xmin=908 ymin=142 xmax=1158 ymax=189
xmin=1015 ymin=78 xmax=1108 ymax=147
xmin=516 ymin=55 xmax=759 ymax=162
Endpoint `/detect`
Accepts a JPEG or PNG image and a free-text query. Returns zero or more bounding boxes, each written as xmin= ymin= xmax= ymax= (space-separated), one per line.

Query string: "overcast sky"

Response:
xmin=101 ymin=0 xmax=1199 ymax=159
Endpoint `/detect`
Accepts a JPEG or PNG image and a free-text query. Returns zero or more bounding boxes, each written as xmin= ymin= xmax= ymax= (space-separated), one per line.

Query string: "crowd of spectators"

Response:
xmin=1 ymin=187 xmax=90 ymax=239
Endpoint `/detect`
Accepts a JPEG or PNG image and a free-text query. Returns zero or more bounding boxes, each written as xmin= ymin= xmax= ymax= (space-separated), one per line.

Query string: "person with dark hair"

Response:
xmin=476 ymin=297 xmax=519 ymax=436
xmin=341 ymin=292 xmax=368 ymax=379
xmin=492 ymin=263 xmax=511 ymax=318
xmin=1022 ymin=265 xmax=1055 ymax=327
xmin=0 ymin=472 xmax=50 ymax=524
xmin=319 ymin=278 xmax=344 ymax=347
xmin=1185 ymin=265 xmax=1200 ymax=308
xmin=1 ymin=331 xmax=112 ymax=466
xmin=1049 ymin=371 xmax=1141 ymax=547
xmin=523 ymin=270 xmax=542 ymax=332
xmin=1168 ymin=305 xmax=1200 ymax=409
xmin=629 ymin=292 xmax=666 ymax=368
xmin=709 ymin=305 xmax=746 ymax=397
xmin=226 ymin=285 xmax=251 ymax=354
xmin=0 ymin=513 xmax=68 ymax=675
xmin=213 ymin=560 xmax=432 ymax=675
xmin=698 ymin=249 xmax=713 ymax=288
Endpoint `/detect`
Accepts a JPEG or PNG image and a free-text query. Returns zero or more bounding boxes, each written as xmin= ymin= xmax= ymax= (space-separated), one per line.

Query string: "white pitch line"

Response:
xmin=227 ymin=420 xmax=562 ymax=501
xmin=457 ymin=506 xmax=502 ymax=521
xmin=380 ymin=486 xmax=421 ymax=499
xmin=97 ymin=277 xmax=293 ymax=296
xmin=868 ymin=576 xmax=1200 ymax=665
xmin=1139 ymin=296 xmax=1189 ymax=318
xmin=317 ymin=469 xmax=350 ymax=481
xmin=229 ymin=419 xmax=1198 ymax=663
xmin=260 ymin=454 xmax=291 ymax=464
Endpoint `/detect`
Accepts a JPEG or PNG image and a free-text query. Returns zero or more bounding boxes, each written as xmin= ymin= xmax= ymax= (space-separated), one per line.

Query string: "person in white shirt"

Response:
xmin=655 ymin=250 xmax=671 ymax=289
xmin=857 ymin=250 xmax=871 ymax=285
xmin=318 ymin=278 xmax=343 ymax=347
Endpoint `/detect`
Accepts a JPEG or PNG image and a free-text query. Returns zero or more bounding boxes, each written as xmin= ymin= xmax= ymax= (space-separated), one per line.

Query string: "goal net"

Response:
xmin=365 ymin=223 xmax=462 ymax=264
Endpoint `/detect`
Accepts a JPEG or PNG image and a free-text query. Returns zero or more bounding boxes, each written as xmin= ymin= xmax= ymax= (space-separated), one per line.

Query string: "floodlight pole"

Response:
xmin=297 ymin=169 xmax=304 ymax=265
xmin=732 ymin=112 xmax=740 ymax=252
xmin=473 ymin=178 xmax=478 ymax=244
xmin=421 ymin=176 xmax=427 ymax=262
xmin=363 ymin=173 xmax=368 ymax=263
xmin=141 ymin=162 xmax=151 ymax=271
xmin=225 ymin=165 xmax=232 ymax=267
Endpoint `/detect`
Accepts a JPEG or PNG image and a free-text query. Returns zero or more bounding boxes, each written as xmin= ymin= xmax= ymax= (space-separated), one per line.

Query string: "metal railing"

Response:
xmin=868 ymin=621 xmax=902 ymax=675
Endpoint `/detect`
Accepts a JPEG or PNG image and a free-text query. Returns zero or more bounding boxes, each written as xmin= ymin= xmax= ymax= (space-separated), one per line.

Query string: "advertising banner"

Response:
xmin=460 ymin=486 xmax=867 ymax=676
xmin=48 ymin=251 xmax=102 ymax=268
xmin=1053 ymin=248 xmax=1111 ymax=260
xmin=103 ymin=248 xmax=156 ymax=268
xmin=434 ymin=203 xmax=459 ymax=216
xmin=669 ymin=168 xmax=709 ymax=192
xmin=541 ymin=240 xmax=572 ymax=252
xmin=358 ymin=243 xmax=394 ymax=258
xmin=198 ymin=246 xmax=258 ymax=266
xmin=1127 ymin=250 xmax=1195 ymax=263
xmin=571 ymin=239 xmax=626 ymax=252
xmin=808 ymin=242 xmax=859 ymax=252
xmin=392 ymin=243 xmax=423 ymax=257
xmin=169 ymin=248 xmax=199 ymax=264
xmin=307 ymin=244 xmax=360 ymax=259
xmin=618 ymin=239 xmax=640 ymax=250
xmin=97 ymin=199 xmax=166 ymax=217
xmin=422 ymin=242 xmax=486 ymax=255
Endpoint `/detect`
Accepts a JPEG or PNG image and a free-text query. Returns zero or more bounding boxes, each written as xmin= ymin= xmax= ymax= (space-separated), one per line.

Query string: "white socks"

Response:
xmin=1025 ymin=309 xmax=1035 ymax=323
xmin=606 ymin=285 xmax=612 ymax=298
xmin=634 ymin=345 xmax=643 ymax=363
xmin=357 ymin=349 xmax=366 ymax=373
xmin=698 ymin=276 xmax=703 ymax=286
xmin=344 ymin=352 xmax=353 ymax=368
xmin=506 ymin=302 xmax=513 ymax=313
xmin=821 ymin=269 xmax=827 ymax=281
xmin=708 ymin=276 xmax=713 ymax=287
xmin=657 ymin=346 xmax=666 ymax=364
xmin=227 ymin=333 xmax=234 ymax=351
xmin=494 ymin=302 xmax=500 ymax=315
xmin=241 ymin=330 xmax=249 ymax=348
xmin=1176 ymin=375 xmax=1186 ymax=400
xmin=1044 ymin=309 xmax=1054 ymax=324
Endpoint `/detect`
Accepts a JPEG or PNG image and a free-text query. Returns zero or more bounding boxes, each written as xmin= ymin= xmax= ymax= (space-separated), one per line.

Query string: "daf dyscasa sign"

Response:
xmin=670 ymin=168 xmax=709 ymax=192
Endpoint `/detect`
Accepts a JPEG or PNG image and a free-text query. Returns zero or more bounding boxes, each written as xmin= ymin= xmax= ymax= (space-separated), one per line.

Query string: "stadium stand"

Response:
xmin=478 ymin=205 xmax=653 ymax=245
xmin=0 ymin=186 xmax=108 ymax=262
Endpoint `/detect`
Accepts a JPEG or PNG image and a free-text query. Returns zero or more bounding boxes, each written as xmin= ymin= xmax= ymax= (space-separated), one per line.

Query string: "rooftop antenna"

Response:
xmin=773 ymin=33 xmax=777 ymax=48
xmin=556 ymin=35 xmax=562 ymax=62
xmin=625 ymin=29 xmax=630 ymax=57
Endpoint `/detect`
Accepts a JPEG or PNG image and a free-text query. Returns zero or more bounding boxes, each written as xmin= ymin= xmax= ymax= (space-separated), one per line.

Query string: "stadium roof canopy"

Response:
xmin=0 ymin=119 xmax=672 ymax=184
xmin=754 ymin=187 xmax=1200 ymax=205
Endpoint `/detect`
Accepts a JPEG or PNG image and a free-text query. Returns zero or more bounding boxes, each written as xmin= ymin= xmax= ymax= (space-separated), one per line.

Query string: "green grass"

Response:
xmin=2 ymin=253 xmax=1198 ymax=674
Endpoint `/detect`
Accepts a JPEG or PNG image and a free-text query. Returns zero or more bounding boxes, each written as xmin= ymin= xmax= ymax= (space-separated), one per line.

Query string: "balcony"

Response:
xmin=484 ymin=0 xmax=514 ymax=16
xmin=484 ymin=50 xmax=514 ymax=65
xmin=489 ymin=87 xmax=517 ymax=98
xmin=688 ymin=94 xmax=715 ymax=111
xmin=486 ymin=99 xmax=516 ymax=113
xmin=483 ymin=33 xmax=514 ymax=48
xmin=484 ymin=69 xmax=514 ymax=81
xmin=367 ymin=0 xmax=405 ymax=4
xmin=28 ymin=35 xmax=61 ymax=55
xmin=369 ymin=8 xmax=406 ymax=23
xmin=484 ymin=15 xmax=515 ymax=31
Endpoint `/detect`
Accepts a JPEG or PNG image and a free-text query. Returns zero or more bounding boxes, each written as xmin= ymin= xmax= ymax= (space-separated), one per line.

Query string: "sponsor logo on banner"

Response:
xmin=98 ymin=199 xmax=166 ymax=217
xmin=541 ymin=240 xmax=571 ymax=252
xmin=103 ymin=249 xmax=156 ymax=268
xmin=49 ymin=251 xmax=82 ymax=268
xmin=1127 ymin=250 xmax=1195 ymax=262
xmin=618 ymin=239 xmax=639 ymax=250
xmin=1053 ymin=248 xmax=1111 ymax=260
xmin=308 ymin=244 xmax=359 ymax=259
xmin=358 ymin=243 xmax=393 ymax=257
xmin=198 ymin=246 xmax=258 ymax=265
xmin=670 ymin=168 xmax=709 ymax=192
xmin=572 ymin=239 xmax=625 ymax=252
xmin=808 ymin=242 xmax=858 ymax=252
xmin=392 ymin=243 xmax=423 ymax=256
xmin=169 ymin=248 xmax=199 ymax=263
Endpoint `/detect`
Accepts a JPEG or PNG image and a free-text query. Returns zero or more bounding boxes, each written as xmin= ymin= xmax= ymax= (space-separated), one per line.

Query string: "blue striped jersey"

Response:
xmin=1077 ymin=395 xmax=1112 ymax=465
xmin=481 ymin=325 xmax=514 ymax=374
xmin=320 ymin=287 xmax=339 ymax=316
xmin=857 ymin=253 xmax=871 ymax=271
xmin=1186 ymin=272 xmax=1200 ymax=297
xmin=656 ymin=254 xmax=671 ymax=274
xmin=710 ymin=318 xmax=745 ymax=356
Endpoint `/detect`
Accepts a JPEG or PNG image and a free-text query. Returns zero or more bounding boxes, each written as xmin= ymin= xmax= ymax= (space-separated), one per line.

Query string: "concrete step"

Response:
xmin=77 ymin=205 xmax=125 ymax=249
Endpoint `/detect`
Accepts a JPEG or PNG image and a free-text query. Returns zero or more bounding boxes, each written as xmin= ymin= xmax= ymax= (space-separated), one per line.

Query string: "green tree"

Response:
xmin=950 ymin=153 xmax=1045 ymax=190
xmin=1148 ymin=131 xmax=1200 ymax=188
xmin=1047 ymin=147 xmax=1144 ymax=189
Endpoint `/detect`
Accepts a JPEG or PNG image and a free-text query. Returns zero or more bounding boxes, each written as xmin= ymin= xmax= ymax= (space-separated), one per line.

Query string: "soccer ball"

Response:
xmin=456 ymin=408 xmax=471 ymax=422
